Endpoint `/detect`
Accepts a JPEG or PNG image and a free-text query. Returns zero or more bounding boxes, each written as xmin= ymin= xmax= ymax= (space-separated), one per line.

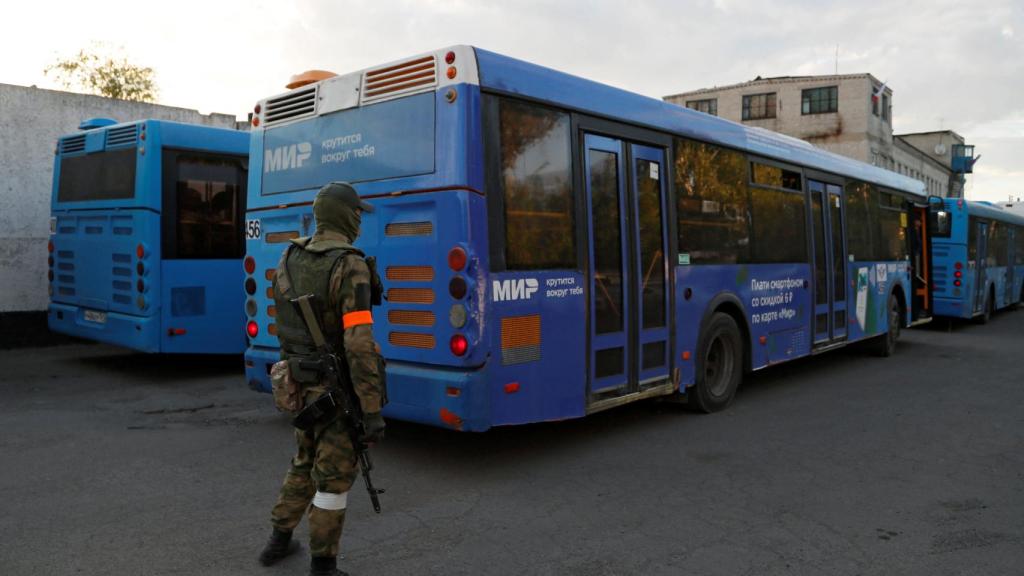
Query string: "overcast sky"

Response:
xmin=3 ymin=0 xmax=1021 ymax=202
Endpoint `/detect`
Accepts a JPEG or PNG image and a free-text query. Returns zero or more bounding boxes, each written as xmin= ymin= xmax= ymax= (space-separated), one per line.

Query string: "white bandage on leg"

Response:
xmin=312 ymin=491 xmax=348 ymax=510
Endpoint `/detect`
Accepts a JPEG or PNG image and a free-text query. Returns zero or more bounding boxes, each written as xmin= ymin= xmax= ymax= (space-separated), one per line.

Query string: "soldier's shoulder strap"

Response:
xmin=276 ymin=244 xmax=299 ymax=301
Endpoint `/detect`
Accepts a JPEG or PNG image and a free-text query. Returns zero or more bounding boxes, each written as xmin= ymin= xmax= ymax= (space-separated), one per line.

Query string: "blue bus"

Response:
xmin=243 ymin=46 xmax=935 ymax=430
xmin=931 ymin=199 xmax=1024 ymax=322
xmin=48 ymin=118 xmax=249 ymax=353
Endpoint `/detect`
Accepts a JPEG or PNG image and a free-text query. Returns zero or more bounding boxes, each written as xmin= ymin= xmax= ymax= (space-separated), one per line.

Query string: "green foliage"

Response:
xmin=45 ymin=46 xmax=157 ymax=102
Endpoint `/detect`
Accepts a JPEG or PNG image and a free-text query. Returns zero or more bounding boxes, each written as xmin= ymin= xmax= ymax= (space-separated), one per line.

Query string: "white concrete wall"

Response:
xmin=0 ymin=83 xmax=240 ymax=312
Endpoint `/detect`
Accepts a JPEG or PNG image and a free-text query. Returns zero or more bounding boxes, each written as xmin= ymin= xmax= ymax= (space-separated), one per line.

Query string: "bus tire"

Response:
xmin=689 ymin=312 xmax=743 ymax=413
xmin=871 ymin=292 xmax=901 ymax=358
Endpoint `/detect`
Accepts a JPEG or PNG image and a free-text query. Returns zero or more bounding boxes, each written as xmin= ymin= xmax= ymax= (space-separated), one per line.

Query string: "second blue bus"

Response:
xmin=48 ymin=118 xmax=249 ymax=353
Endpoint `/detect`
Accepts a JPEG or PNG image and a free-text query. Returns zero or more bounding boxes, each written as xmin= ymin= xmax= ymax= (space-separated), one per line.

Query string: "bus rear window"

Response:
xmin=57 ymin=149 xmax=136 ymax=202
xmin=162 ymin=151 xmax=246 ymax=259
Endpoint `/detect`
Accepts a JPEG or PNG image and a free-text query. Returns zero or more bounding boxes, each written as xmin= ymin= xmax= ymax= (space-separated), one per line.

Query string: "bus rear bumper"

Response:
xmin=47 ymin=303 xmax=159 ymax=353
xmin=383 ymin=360 xmax=490 ymax=432
xmin=933 ymin=297 xmax=971 ymax=319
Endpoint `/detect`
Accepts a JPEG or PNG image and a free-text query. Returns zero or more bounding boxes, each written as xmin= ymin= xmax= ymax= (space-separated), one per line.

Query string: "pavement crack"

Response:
xmin=140 ymin=403 xmax=216 ymax=415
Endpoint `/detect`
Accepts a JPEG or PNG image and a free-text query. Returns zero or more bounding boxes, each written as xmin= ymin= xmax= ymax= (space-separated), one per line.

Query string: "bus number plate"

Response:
xmin=246 ymin=219 xmax=262 ymax=240
xmin=84 ymin=310 xmax=107 ymax=324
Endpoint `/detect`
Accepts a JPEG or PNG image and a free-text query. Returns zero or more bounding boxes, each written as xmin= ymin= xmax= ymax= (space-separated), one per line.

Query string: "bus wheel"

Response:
xmin=872 ymin=293 xmax=901 ymax=358
xmin=689 ymin=312 xmax=743 ymax=413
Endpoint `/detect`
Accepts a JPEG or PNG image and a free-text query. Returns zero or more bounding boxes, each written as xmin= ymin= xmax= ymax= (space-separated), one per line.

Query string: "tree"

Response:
xmin=45 ymin=45 xmax=158 ymax=102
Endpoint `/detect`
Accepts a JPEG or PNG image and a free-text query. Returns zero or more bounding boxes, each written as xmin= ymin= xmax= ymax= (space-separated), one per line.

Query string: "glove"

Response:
xmin=360 ymin=411 xmax=386 ymax=444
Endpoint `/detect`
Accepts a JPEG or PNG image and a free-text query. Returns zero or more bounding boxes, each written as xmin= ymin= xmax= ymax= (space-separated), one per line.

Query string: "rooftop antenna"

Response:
xmin=834 ymin=45 xmax=839 ymax=75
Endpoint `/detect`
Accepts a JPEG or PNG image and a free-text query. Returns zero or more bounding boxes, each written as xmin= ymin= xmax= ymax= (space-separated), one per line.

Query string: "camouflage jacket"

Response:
xmin=274 ymin=229 xmax=385 ymax=414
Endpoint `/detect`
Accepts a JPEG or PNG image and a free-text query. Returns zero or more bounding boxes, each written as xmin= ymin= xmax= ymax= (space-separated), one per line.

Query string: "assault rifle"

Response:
xmin=290 ymin=293 xmax=385 ymax=513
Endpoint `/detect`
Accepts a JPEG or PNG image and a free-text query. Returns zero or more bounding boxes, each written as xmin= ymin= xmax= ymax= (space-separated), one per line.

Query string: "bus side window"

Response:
xmin=167 ymin=153 xmax=246 ymax=260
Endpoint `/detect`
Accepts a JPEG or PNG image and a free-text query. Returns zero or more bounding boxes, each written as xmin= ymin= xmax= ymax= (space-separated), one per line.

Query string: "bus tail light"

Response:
xmin=450 ymin=334 xmax=468 ymax=356
xmin=246 ymin=299 xmax=257 ymax=317
xmin=136 ymin=243 xmax=146 ymax=259
xmin=954 ymin=270 xmax=962 ymax=279
xmin=446 ymin=66 xmax=457 ymax=80
xmin=244 ymin=256 xmax=256 ymax=275
xmin=954 ymin=279 xmax=962 ymax=287
xmin=448 ymin=246 xmax=467 ymax=271
xmin=449 ymin=276 xmax=467 ymax=299
xmin=247 ymin=321 xmax=259 ymax=338
xmin=137 ymin=262 xmax=145 ymax=276
xmin=449 ymin=304 xmax=467 ymax=328
xmin=445 ymin=51 xmax=456 ymax=65
xmin=504 ymin=382 xmax=520 ymax=394
xmin=48 ymin=240 xmax=54 ymax=253
xmin=136 ymin=296 xmax=146 ymax=310
xmin=245 ymin=278 xmax=257 ymax=295
xmin=136 ymin=279 xmax=146 ymax=293
xmin=955 ymin=261 xmax=963 ymax=270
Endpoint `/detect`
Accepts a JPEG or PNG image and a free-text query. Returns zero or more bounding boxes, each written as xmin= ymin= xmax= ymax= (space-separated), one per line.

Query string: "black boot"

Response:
xmin=258 ymin=528 xmax=299 ymax=566
xmin=310 ymin=555 xmax=349 ymax=576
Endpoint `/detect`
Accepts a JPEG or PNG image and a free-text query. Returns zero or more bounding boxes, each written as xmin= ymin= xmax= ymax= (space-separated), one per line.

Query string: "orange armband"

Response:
xmin=342 ymin=310 xmax=373 ymax=329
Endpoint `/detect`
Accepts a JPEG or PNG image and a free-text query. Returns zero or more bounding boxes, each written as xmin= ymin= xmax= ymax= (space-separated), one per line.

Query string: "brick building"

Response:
xmin=664 ymin=74 xmax=973 ymax=197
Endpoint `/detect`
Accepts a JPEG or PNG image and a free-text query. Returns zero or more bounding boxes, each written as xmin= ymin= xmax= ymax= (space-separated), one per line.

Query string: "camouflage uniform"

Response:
xmin=261 ymin=182 xmax=384 ymax=574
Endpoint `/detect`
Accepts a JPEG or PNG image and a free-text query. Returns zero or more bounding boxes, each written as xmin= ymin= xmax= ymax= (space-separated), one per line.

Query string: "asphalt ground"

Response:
xmin=0 ymin=311 xmax=1022 ymax=576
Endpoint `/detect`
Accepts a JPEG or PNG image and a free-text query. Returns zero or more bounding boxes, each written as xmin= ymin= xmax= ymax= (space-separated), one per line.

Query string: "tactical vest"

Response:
xmin=273 ymin=244 xmax=358 ymax=385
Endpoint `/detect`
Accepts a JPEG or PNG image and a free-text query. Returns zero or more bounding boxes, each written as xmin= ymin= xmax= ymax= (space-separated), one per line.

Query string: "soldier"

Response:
xmin=258 ymin=181 xmax=386 ymax=576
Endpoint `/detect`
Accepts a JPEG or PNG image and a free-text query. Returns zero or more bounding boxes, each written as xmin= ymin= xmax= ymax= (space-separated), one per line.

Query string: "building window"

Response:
xmin=685 ymin=98 xmax=718 ymax=116
xmin=802 ymin=86 xmax=838 ymax=115
xmin=742 ymin=93 xmax=776 ymax=120
xmin=882 ymin=94 xmax=890 ymax=122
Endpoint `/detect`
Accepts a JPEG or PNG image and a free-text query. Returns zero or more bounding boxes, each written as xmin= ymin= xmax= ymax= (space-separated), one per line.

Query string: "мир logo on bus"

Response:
xmin=493 ymin=278 xmax=539 ymax=302
xmin=264 ymin=142 xmax=312 ymax=172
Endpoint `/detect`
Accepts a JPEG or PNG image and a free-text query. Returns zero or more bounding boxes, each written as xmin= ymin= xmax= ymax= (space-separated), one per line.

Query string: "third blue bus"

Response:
xmin=931 ymin=199 xmax=1024 ymax=321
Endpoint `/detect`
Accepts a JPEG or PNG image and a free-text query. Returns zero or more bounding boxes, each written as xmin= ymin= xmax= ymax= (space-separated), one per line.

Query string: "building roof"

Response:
xmin=893 ymin=137 xmax=954 ymax=174
xmin=664 ymin=72 xmax=888 ymax=100
xmin=894 ymin=129 xmax=965 ymax=141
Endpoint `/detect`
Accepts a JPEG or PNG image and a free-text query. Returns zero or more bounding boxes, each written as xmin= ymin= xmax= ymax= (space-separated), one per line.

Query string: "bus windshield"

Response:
xmin=57 ymin=149 xmax=136 ymax=202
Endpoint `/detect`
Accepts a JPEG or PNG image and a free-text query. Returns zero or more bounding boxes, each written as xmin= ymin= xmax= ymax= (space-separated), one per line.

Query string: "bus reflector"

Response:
xmin=389 ymin=332 xmax=436 ymax=349
xmin=682 ymin=351 xmax=691 ymax=361
xmin=268 ymin=323 xmax=277 ymax=336
xmin=387 ymin=310 xmax=435 ymax=326
xmin=244 ymin=256 xmax=256 ymax=274
xmin=450 ymin=335 xmax=468 ymax=356
xmin=168 ymin=328 xmax=187 ymax=336
xmin=448 ymin=247 xmax=467 ymax=271
xmin=387 ymin=288 xmax=435 ymax=304
xmin=386 ymin=266 xmax=434 ymax=282
xmin=501 ymin=315 xmax=541 ymax=365
xmin=439 ymin=408 xmax=463 ymax=429
xmin=247 ymin=321 xmax=259 ymax=338
xmin=267 ymin=306 xmax=277 ymax=317
xmin=385 ymin=221 xmax=433 ymax=237
xmin=266 ymin=231 xmax=300 ymax=244
xmin=446 ymin=386 xmax=461 ymax=397
xmin=759 ymin=336 xmax=768 ymax=346
xmin=266 ymin=287 xmax=275 ymax=299
xmin=265 ymin=269 xmax=277 ymax=281
xmin=504 ymin=382 xmax=520 ymax=394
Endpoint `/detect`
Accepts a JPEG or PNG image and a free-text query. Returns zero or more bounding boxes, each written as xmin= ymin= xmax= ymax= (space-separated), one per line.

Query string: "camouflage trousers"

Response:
xmin=270 ymin=402 xmax=358 ymax=558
